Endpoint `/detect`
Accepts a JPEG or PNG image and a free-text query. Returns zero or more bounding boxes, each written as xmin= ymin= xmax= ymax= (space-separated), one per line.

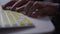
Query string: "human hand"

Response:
xmin=2 ymin=0 xmax=57 ymax=18
xmin=16 ymin=1 xmax=57 ymax=18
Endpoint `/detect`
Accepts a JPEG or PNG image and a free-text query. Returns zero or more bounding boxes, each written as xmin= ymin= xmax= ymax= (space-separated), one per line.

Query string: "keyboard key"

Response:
xmin=20 ymin=21 xmax=25 ymax=25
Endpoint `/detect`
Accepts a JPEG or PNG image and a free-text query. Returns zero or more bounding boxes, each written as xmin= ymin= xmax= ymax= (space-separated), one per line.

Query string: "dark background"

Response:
xmin=34 ymin=0 xmax=60 ymax=34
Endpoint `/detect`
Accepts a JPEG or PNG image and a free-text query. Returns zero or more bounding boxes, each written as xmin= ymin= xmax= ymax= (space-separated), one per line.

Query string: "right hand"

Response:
xmin=2 ymin=0 xmax=57 ymax=18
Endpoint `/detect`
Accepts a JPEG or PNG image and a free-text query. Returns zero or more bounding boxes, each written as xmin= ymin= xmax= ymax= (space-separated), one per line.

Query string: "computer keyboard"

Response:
xmin=0 ymin=7 xmax=34 ymax=28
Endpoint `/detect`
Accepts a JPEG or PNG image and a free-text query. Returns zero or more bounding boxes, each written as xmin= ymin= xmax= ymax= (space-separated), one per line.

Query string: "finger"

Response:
xmin=26 ymin=1 xmax=38 ymax=16
xmin=30 ymin=9 xmax=40 ymax=18
xmin=30 ymin=2 xmax=57 ymax=18
xmin=2 ymin=0 xmax=18 ymax=10
xmin=16 ymin=5 xmax=25 ymax=13
xmin=29 ymin=1 xmax=49 ymax=18
xmin=16 ymin=1 xmax=35 ymax=15
xmin=30 ymin=9 xmax=47 ymax=18
xmin=11 ymin=0 xmax=30 ymax=11
xmin=28 ymin=9 xmax=44 ymax=18
xmin=24 ymin=1 xmax=35 ymax=15
xmin=26 ymin=1 xmax=46 ymax=17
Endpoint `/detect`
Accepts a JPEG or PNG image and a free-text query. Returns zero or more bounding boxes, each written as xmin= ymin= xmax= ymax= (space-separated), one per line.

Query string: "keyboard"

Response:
xmin=0 ymin=7 xmax=34 ymax=28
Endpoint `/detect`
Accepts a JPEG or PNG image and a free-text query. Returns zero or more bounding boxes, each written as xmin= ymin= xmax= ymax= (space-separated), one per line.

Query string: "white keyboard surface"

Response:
xmin=0 ymin=7 xmax=34 ymax=28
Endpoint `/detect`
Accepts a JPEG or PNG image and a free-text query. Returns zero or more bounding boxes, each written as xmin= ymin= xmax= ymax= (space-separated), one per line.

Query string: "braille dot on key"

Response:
xmin=24 ymin=18 xmax=32 ymax=25
xmin=20 ymin=21 xmax=24 ymax=25
xmin=27 ymin=21 xmax=32 ymax=25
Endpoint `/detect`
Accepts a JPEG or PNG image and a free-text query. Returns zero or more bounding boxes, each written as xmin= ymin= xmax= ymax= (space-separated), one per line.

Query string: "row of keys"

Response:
xmin=0 ymin=10 xmax=33 ymax=28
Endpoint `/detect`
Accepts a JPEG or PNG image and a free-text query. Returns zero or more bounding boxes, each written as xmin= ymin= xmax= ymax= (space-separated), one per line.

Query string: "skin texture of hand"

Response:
xmin=16 ymin=1 xmax=57 ymax=18
xmin=2 ymin=0 xmax=18 ymax=10
xmin=2 ymin=0 xmax=57 ymax=18
xmin=2 ymin=0 xmax=29 ymax=10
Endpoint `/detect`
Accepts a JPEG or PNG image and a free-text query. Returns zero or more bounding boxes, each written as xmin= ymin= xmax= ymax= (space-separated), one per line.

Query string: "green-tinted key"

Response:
xmin=12 ymin=12 xmax=20 ymax=20
xmin=24 ymin=18 xmax=32 ymax=25
xmin=6 ymin=11 xmax=16 ymax=24
xmin=17 ymin=12 xmax=23 ymax=16
xmin=20 ymin=21 xmax=24 ymax=25
xmin=2 ymin=11 xmax=9 ymax=25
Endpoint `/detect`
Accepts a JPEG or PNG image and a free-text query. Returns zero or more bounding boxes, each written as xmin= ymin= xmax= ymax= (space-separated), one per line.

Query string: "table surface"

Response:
xmin=9 ymin=16 xmax=55 ymax=34
xmin=0 ymin=0 xmax=55 ymax=34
